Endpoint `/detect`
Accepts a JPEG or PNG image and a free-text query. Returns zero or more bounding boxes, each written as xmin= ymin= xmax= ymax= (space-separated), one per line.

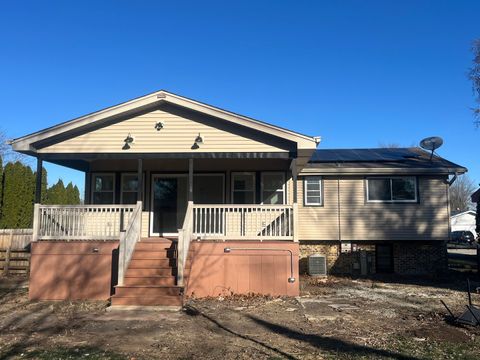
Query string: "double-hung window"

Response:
xmin=304 ymin=176 xmax=322 ymax=206
xmin=92 ymin=173 xmax=115 ymax=204
xmin=261 ymin=172 xmax=285 ymax=205
xmin=121 ymin=173 xmax=139 ymax=204
xmin=231 ymin=172 xmax=255 ymax=204
xmin=366 ymin=177 xmax=417 ymax=203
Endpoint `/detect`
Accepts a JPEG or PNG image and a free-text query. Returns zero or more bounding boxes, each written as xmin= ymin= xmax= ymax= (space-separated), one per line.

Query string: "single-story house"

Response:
xmin=9 ymin=90 xmax=467 ymax=306
xmin=450 ymin=210 xmax=477 ymax=239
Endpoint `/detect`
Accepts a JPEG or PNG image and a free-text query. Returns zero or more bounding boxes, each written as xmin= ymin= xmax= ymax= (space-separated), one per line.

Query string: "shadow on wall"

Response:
xmin=29 ymin=242 xmax=119 ymax=301
xmin=300 ymin=176 xmax=450 ymax=276
xmin=339 ymin=176 xmax=448 ymax=242
xmin=185 ymin=242 xmax=299 ymax=298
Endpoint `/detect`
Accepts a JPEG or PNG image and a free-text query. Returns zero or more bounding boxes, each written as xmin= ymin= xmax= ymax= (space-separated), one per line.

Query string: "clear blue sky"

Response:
xmin=1 ymin=1 xmax=479 ymax=197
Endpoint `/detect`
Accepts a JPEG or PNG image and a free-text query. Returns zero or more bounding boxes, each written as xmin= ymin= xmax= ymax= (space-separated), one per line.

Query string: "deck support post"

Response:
xmin=137 ymin=158 xmax=143 ymax=202
xmin=188 ymin=158 xmax=193 ymax=202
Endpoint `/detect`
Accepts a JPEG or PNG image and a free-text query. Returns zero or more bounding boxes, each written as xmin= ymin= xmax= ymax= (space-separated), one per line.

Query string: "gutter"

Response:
xmin=300 ymin=167 xmax=467 ymax=175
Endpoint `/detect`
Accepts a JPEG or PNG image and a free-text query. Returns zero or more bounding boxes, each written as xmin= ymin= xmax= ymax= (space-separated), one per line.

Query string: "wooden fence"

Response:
xmin=0 ymin=229 xmax=32 ymax=275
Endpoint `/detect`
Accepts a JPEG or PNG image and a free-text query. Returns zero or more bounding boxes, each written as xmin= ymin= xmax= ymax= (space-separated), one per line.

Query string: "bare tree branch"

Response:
xmin=0 ymin=129 xmax=29 ymax=164
xmin=450 ymin=174 xmax=476 ymax=212
xmin=469 ymin=39 xmax=480 ymax=127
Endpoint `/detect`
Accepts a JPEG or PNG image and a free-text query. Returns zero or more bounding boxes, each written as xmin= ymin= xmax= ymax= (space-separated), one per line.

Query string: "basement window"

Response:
xmin=366 ymin=177 xmax=417 ymax=203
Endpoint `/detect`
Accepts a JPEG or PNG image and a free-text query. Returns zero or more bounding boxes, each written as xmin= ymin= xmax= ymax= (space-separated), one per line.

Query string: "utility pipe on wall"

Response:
xmin=223 ymin=247 xmax=296 ymax=283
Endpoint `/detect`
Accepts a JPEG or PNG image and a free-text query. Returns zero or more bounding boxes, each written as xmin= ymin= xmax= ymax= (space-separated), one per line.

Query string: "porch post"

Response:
xmin=137 ymin=158 xmax=143 ymax=202
xmin=291 ymin=158 xmax=298 ymax=204
xmin=35 ymin=157 xmax=43 ymax=204
xmin=188 ymin=158 xmax=193 ymax=202
xmin=290 ymin=158 xmax=299 ymax=242
xmin=33 ymin=157 xmax=43 ymax=242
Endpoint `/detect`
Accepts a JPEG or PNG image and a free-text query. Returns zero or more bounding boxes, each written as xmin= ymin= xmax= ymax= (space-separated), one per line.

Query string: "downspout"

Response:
xmin=446 ymin=172 xmax=458 ymax=244
xmin=337 ymin=178 xmax=341 ymax=257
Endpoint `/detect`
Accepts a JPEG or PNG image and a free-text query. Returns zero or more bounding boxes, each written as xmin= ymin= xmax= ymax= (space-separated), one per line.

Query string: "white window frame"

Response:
xmin=366 ymin=176 xmax=418 ymax=203
xmin=120 ymin=173 xmax=139 ymax=204
xmin=231 ymin=172 xmax=256 ymax=204
xmin=304 ymin=176 xmax=323 ymax=206
xmin=260 ymin=172 xmax=286 ymax=205
xmin=91 ymin=173 xmax=115 ymax=204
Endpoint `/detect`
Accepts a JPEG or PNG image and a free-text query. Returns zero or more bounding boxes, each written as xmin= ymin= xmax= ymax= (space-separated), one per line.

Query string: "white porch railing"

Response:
xmin=118 ymin=201 xmax=142 ymax=286
xmin=192 ymin=204 xmax=294 ymax=240
xmin=177 ymin=201 xmax=194 ymax=287
xmin=33 ymin=204 xmax=136 ymax=241
xmin=176 ymin=202 xmax=295 ymax=287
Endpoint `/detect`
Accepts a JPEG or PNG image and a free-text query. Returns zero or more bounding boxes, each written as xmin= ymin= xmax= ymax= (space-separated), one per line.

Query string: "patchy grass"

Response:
xmin=391 ymin=336 xmax=480 ymax=360
xmin=1 ymin=274 xmax=480 ymax=359
xmin=2 ymin=346 xmax=127 ymax=360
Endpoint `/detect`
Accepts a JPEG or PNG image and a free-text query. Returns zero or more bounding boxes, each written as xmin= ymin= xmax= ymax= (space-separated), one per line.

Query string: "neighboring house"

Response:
xmin=9 ymin=90 xmax=467 ymax=306
xmin=450 ymin=210 xmax=477 ymax=239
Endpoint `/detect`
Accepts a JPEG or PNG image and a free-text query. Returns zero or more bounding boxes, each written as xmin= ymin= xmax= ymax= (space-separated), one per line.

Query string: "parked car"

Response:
xmin=449 ymin=230 xmax=476 ymax=246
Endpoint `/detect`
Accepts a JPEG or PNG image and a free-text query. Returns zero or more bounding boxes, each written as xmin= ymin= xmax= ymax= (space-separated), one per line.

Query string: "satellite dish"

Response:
xmin=420 ymin=136 xmax=443 ymax=160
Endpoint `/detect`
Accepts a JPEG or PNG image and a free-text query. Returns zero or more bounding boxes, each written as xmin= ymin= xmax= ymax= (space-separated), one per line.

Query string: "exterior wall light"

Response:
xmin=123 ymin=133 xmax=134 ymax=150
xmin=154 ymin=121 xmax=164 ymax=131
xmin=195 ymin=133 xmax=203 ymax=144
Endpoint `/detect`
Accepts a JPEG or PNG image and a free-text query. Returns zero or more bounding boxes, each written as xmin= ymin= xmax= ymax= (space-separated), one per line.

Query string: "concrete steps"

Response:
xmin=111 ymin=237 xmax=184 ymax=307
xmin=111 ymin=295 xmax=183 ymax=306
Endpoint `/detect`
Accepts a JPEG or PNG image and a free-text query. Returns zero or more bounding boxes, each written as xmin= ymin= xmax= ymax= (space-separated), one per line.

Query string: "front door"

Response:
xmin=150 ymin=175 xmax=188 ymax=236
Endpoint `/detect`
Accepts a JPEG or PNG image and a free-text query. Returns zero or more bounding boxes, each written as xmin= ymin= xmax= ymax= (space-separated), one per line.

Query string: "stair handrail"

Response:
xmin=177 ymin=201 xmax=194 ymax=287
xmin=118 ymin=201 xmax=142 ymax=286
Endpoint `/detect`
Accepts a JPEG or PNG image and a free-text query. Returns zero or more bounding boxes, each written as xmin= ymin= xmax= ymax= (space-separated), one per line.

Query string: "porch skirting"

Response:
xmin=185 ymin=241 xmax=299 ymax=298
xmin=29 ymin=241 xmax=119 ymax=300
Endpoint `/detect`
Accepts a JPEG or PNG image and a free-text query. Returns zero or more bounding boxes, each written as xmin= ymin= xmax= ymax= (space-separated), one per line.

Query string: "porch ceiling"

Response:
xmin=41 ymin=152 xmax=294 ymax=172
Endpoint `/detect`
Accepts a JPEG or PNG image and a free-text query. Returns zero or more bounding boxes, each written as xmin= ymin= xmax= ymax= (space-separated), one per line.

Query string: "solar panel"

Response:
xmin=309 ymin=148 xmax=419 ymax=163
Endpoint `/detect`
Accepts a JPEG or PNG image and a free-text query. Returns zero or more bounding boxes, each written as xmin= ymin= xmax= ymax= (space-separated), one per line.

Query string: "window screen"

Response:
xmin=304 ymin=176 xmax=322 ymax=205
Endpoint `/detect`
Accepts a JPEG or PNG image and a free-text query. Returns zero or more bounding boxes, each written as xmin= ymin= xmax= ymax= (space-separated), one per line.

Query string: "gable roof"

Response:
xmin=303 ymin=147 xmax=467 ymax=175
xmin=9 ymin=90 xmax=318 ymax=154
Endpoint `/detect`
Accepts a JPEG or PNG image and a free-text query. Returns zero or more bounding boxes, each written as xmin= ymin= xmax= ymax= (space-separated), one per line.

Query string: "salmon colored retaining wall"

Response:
xmin=186 ymin=241 xmax=299 ymax=298
xmin=29 ymin=241 xmax=119 ymax=300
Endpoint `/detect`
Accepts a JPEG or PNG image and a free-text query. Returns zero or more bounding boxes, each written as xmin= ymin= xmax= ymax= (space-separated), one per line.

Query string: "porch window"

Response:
xmin=193 ymin=174 xmax=225 ymax=204
xmin=231 ymin=172 xmax=255 ymax=204
xmin=91 ymin=173 xmax=115 ymax=204
xmin=120 ymin=173 xmax=138 ymax=204
xmin=261 ymin=172 xmax=285 ymax=205
xmin=304 ymin=176 xmax=322 ymax=206
xmin=366 ymin=177 xmax=417 ymax=203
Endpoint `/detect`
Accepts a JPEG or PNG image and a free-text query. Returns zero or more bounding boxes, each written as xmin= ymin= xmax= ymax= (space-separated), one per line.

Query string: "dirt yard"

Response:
xmin=1 ymin=274 xmax=480 ymax=360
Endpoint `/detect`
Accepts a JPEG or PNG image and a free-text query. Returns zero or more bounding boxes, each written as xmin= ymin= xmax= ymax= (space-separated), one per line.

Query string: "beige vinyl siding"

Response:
xmin=141 ymin=211 xmax=149 ymax=238
xmin=296 ymin=176 xmax=449 ymax=241
xmin=297 ymin=177 xmax=340 ymax=240
xmin=39 ymin=109 xmax=287 ymax=154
